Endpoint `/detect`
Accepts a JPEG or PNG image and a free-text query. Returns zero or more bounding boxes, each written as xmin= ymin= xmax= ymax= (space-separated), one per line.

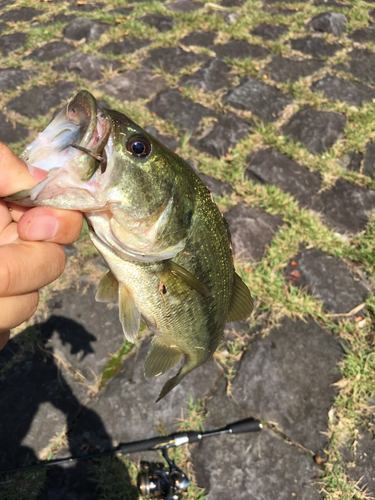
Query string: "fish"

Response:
xmin=6 ymin=90 xmax=253 ymax=401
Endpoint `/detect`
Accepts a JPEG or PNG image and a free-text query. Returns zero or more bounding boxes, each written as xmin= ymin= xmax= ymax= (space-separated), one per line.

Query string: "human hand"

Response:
xmin=0 ymin=142 xmax=83 ymax=349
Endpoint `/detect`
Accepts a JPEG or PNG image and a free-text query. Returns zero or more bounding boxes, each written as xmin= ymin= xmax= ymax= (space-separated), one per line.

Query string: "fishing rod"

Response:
xmin=0 ymin=417 xmax=262 ymax=499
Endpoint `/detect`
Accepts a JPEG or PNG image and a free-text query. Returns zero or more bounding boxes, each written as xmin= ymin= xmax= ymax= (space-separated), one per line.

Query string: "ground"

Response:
xmin=0 ymin=0 xmax=375 ymax=499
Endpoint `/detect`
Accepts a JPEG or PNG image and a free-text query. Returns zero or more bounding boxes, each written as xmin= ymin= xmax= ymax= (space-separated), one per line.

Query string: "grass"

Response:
xmin=2 ymin=0 xmax=375 ymax=498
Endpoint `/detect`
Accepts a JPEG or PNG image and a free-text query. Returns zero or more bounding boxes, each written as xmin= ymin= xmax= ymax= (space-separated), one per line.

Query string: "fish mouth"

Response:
xmin=7 ymin=90 xmax=112 ymax=207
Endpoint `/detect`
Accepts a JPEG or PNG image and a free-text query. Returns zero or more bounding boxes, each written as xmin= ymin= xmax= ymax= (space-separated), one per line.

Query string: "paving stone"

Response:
xmin=139 ymin=13 xmax=176 ymax=32
xmin=101 ymin=37 xmax=151 ymax=55
xmin=342 ymin=49 xmax=375 ymax=84
xmin=193 ymin=112 xmax=252 ymax=158
xmin=306 ymin=12 xmax=347 ymax=37
xmin=232 ymin=317 xmax=343 ymax=453
xmin=144 ymin=125 xmax=179 ymax=151
xmin=192 ymin=391 xmax=322 ymax=500
xmin=350 ymin=26 xmax=375 ymax=42
xmin=52 ymin=53 xmax=122 ymax=81
xmin=0 ymin=32 xmax=27 ymax=56
xmin=25 ymin=41 xmax=76 ymax=62
xmin=316 ymin=178 xmax=375 ymax=233
xmin=68 ymin=1 xmax=105 ymax=12
xmin=339 ymin=150 xmax=363 ymax=172
xmin=245 ymin=148 xmax=322 ymax=208
xmin=0 ymin=67 xmax=35 ymax=91
xmin=108 ymin=7 xmax=134 ymax=16
xmin=285 ymin=247 xmax=368 ymax=314
xmin=346 ymin=429 xmax=375 ymax=497
xmin=221 ymin=0 xmax=245 ymax=5
xmin=142 ymin=47 xmax=210 ymax=74
xmin=147 ymin=88 xmax=215 ymax=133
xmin=265 ymin=6 xmax=299 ymax=15
xmin=223 ymin=76 xmax=294 ymax=123
xmin=313 ymin=0 xmax=351 ymax=6
xmin=291 ymin=36 xmax=341 ymax=58
xmin=69 ymin=337 xmax=223 ymax=450
xmin=251 ymin=23 xmax=287 ymax=40
xmin=39 ymin=284 xmax=125 ymax=384
xmin=7 ymin=81 xmax=77 ymax=118
xmin=223 ymin=203 xmax=284 ymax=262
xmin=263 ymin=56 xmax=324 ymax=83
xmin=197 ymin=172 xmax=234 ymax=196
xmin=0 ymin=22 xmax=6 ymax=33
xmin=370 ymin=9 xmax=375 ymax=20
xmin=46 ymin=13 xmax=77 ymax=25
xmin=0 ymin=343 xmax=89 ymax=469
xmin=311 ymin=75 xmax=375 ymax=106
xmin=178 ymin=58 xmax=231 ymax=92
xmin=0 ymin=0 xmax=14 ymax=8
xmin=166 ymin=0 xmax=203 ymax=12
xmin=281 ymin=106 xmax=346 ymax=154
xmin=180 ymin=30 xmax=216 ymax=47
xmin=0 ymin=7 xmax=42 ymax=22
xmin=214 ymin=40 xmax=270 ymax=60
xmin=63 ymin=17 xmax=111 ymax=42
xmin=97 ymin=69 xmax=166 ymax=101
xmin=216 ymin=10 xmax=241 ymax=24
xmin=363 ymin=141 xmax=375 ymax=178
xmin=0 ymin=112 xmax=29 ymax=143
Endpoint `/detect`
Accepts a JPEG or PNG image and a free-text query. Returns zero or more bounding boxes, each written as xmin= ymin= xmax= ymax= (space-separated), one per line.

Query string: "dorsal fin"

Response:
xmin=144 ymin=339 xmax=182 ymax=378
xmin=119 ymin=284 xmax=141 ymax=343
xmin=227 ymin=273 xmax=253 ymax=322
xmin=95 ymin=271 xmax=118 ymax=303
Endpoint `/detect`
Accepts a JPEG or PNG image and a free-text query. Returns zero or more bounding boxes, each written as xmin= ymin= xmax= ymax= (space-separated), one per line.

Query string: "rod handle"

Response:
xmin=226 ymin=418 xmax=262 ymax=434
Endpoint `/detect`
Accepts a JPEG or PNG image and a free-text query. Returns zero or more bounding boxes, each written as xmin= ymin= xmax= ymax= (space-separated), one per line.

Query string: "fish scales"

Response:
xmin=4 ymin=90 xmax=252 ymax=401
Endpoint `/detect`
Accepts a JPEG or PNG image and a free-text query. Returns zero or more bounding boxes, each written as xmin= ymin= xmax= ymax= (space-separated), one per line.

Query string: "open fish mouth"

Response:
xmin=8 ymin=90 xmax=112 ymax=208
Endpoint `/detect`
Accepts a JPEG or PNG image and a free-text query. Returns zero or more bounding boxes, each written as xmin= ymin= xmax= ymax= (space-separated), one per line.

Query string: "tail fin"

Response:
xmin=156 ymin=355 xmax=197 ymax=402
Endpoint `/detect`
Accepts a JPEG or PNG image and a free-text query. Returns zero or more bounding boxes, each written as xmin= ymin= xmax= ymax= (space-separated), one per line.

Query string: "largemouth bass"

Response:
xmin=6 ymin=90 xmax=253 ymax=401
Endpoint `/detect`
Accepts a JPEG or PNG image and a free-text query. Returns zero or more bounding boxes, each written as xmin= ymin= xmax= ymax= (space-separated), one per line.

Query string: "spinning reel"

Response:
xmin=138 ymin=449 xmax=190 ymax=500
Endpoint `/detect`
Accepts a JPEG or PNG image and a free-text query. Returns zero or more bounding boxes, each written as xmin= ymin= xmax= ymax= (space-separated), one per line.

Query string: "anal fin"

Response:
xmin=96 ymin=271 xmax=118 ymax=303
xmin=145 ymin=339 xmax=182 ymax=378
xmin=155 ymin=354 xmax=198 ymax=402
xmin=227 ymin=272 xmax=253 ymax=322
xmin=119 ymin=284 xmax=140 ymax=344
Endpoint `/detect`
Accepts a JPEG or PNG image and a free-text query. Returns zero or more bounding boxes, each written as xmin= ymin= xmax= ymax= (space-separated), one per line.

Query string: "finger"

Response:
xmin=0 ymin=142 xmax=38 ymax=197
xmin=0 ymin=220 xmax=18 ymax=245
xmin=8 ymin=202 xmax=29 ymax=223
xmin=0 ymin=240 xmax=66 ymax=297
xmin=0 ymin=330 xmax=10 ymax=350
xmin=0 ymin=200 xmax=12 ymax=233
xmin=0 ymin=292 xmax=39 ymax=334
xmin=17 ymin=206 xmax=83 ymax=244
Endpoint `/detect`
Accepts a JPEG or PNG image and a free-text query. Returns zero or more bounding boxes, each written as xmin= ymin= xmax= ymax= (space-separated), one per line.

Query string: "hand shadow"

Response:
xmin=0 ymin=316 xmax=138 ymax=500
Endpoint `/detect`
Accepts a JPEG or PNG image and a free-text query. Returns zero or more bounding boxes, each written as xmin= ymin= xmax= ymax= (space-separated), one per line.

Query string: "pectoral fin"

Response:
xmin=226 ymin=273 xmax=253 ymax=322
xmin=119 ymin=284 xmax=140 ymax=343
xmin=95 ymin=271 xmax=118 ymax=302
xmin=145 ymin=339 xmax=182 ymax=378
xmin=158 ymin=261 xmax=208 ymax=296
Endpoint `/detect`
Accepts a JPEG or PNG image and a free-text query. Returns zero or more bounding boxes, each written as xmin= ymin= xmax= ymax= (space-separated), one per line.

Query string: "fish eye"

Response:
xmin=126 ymin=136 xmax=151 ymax=158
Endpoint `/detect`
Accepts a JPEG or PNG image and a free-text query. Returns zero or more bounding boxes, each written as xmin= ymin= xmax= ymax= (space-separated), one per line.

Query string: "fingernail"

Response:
xmin=25 ymin=215 xmax=59 ymax=241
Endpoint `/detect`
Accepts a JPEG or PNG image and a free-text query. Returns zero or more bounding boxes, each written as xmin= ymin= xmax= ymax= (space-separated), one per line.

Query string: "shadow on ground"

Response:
xmin=0 ymin=318 xmax=137 ymax=500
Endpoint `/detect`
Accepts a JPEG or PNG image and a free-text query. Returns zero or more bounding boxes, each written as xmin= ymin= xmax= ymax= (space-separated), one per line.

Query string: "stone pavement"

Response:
xmin=1 ymin=0 xmax=375 ymax=499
